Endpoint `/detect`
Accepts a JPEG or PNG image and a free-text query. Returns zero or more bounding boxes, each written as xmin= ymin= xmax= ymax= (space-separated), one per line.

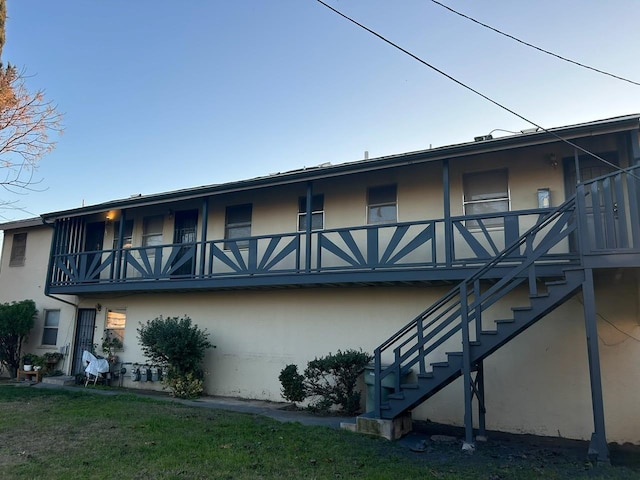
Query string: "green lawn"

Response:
xmin=0 ymin=385 xmax=636 ymax=479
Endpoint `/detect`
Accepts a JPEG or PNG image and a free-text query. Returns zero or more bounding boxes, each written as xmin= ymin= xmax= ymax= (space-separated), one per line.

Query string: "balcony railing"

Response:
xmin=47 ymin=207 xmax=585 ymax=293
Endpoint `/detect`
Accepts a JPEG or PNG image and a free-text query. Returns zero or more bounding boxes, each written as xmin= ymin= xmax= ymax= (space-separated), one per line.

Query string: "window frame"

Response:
xmin=41 ymin=310 xmax=60 ymax=346
xmin=367 ymin=184 xmax=397 ymax=225
xmin=142 ymin=215 xmax=164 ymax=248
xmin=297 ymin=194 xmax=325 ymax=231
xmin=105 ymin=308 xmax=126 ymax=345
xmin=113 ymin=219 xmax=134 ymax=250
xmin=462 ymin=169 xmax=510 ymax=228
xmin=9 ymin=232 xmax=27 ymax=267
xmin=225 ymin=204 xmax=252 ymax=250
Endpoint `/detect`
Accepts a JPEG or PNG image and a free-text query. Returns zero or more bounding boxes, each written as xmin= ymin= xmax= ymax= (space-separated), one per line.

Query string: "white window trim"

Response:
xmin=462 ymin=169 xmax=511 ymax=229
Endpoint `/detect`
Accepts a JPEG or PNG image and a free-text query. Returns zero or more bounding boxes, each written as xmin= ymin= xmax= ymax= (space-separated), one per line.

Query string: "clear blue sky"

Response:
xmin=2 ymin=0 xmax=640 ymax=222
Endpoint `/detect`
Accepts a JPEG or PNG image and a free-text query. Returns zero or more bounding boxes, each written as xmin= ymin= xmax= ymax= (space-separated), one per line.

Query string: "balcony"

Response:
xmin=47 ymin=208 xmax=580 ymax=295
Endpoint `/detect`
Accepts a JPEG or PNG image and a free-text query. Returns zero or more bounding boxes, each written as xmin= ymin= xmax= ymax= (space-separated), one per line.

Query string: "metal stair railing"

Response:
xmin=373 ymin=193 xmax=580 ymax=418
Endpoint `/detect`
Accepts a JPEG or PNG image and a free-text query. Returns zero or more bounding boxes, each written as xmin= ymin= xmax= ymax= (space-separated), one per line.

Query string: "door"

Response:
xmin=564 ymin=152 xmax=619 ymax=250
xmin=172 ymin=210 xmax=198 ymax=277
xmin=84 ymin=221 xmax=105 ymax=280
xmin=71 ymin=309 xmax=96 ymax=375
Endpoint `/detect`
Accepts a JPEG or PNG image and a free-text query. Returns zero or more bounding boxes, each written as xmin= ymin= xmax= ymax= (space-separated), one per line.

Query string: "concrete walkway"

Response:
xmin=32 ymin=381 xmax=355 ymax=429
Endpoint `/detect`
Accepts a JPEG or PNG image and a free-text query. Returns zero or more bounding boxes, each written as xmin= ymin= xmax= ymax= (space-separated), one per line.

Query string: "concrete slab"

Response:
xmin=42 ymin=376 xmax=76 ymax=386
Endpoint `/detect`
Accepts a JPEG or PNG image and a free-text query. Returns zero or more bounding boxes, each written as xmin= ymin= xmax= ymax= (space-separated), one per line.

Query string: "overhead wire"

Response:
xmin=315 ymin=0 xmax=640 ymax=180
xmin=429 ymin=0 xmax=640 ymax=87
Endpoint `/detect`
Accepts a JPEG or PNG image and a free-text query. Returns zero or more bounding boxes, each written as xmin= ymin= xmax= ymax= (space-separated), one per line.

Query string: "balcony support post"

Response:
xmin=460 ymin=282 xmax=475 ymax=452
xmin=582 ymin=267 xmax=609 ymax=464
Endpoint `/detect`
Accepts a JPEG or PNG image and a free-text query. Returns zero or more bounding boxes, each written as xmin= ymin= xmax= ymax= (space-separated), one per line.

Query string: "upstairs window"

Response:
xmin=9 ymin=232 xmax=27 ymax=267
xmin=41 ymin=310 xmax=60 ymax=346
xmin=113 ymin=220 xmax=134 ymax=249
xmin=367 ymin=185 xmax=397 ymax=224
xmin=298 ymin=194 xmax=324 ymax=231
xmin=463 ymin=169 xmax=510 ymax=228
xmin=142 ymin=216 xmax=164 ymax=248
xmin=225 ymin=204 xmax=252 ymax=249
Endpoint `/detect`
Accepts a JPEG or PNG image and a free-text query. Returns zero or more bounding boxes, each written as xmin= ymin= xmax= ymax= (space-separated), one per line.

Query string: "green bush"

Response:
xmin=303 ymin=349 xmax=372 ymax=415
xmin=0 ymin=300 xmax=37 ymax=378
xmin=278 ymin=364 xmax=306 ymax=404
xmin=164 ymin=370 xmax=204 ymax=399
xmin=137 ymin=315 xmax=214 ymax=398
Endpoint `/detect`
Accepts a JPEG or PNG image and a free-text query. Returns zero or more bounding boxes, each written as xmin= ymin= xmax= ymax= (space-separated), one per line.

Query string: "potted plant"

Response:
xmin=43 ymin=352 xmax=63 ymax=369
xmin=22 ymin=353 xmax=36 ymax=371
xmin=101 ymin=333 xmax=123 ymax=363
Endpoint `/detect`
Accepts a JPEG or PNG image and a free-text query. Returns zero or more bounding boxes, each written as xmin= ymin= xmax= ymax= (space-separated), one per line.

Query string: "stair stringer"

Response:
xmin=379 ymin=268 xmax=584 ymax=419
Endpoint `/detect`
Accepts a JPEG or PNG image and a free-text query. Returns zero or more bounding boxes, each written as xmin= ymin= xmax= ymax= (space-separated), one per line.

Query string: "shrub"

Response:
xmin=303 ymin=349 xmax=372 ymax=415
xmin=164 ymin=370 xmax=204 ymax=399
xmin=137 ymin=315 xmax=214 ymax=398
xmin=0 ymin=300 xmax=37 ymax=378
xmin=278 ymin=364 xmax=306 ymax=404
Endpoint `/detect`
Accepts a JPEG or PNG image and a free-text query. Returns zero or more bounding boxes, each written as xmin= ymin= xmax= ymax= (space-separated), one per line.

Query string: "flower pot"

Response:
xmin=23 ymin=365 xmax=33 ymax=371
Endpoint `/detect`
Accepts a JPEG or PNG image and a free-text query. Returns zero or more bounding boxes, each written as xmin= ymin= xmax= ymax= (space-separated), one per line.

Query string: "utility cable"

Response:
xmin=429 ymin=0 xmax=640 ymax=87
xmin=315 ymin=0 xmax=640 ymax=180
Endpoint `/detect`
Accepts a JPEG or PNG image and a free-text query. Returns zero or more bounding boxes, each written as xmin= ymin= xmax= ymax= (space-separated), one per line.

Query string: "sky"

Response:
xmin=2 ymin=0 xmax=640 ymax=225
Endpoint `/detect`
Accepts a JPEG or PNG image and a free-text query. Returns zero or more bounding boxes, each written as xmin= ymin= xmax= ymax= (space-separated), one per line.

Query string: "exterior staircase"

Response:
xmin=364 ymin=167 xmax=640 ymax=462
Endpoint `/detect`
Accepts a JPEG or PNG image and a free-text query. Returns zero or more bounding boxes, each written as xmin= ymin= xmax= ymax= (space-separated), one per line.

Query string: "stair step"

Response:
xmin=496 ymin=319 xmax=514 ymax=325
xmin=387 ymin=393 xmax=405 ymax=400
xmin=446 ymin=351 xmax=463 ymax=357
xmin=470 ymin=341 xmax=481 ymax=346
xmin=480 ymin=330 xmax=498 ymax=335
xmin=545 ymin=280 xmax=568 ymax=287
xmin=530 ymin=293 xmax=550 ymax=299
xmin=512 ymin=306 xmax=532 ymax=312
xmin=417 ymin=372 xmax=434 ymax=380
xmin=432 ymin=362 xmax=450 ymax=368
xmin=400 ymin=383 xmax=419 ymax=390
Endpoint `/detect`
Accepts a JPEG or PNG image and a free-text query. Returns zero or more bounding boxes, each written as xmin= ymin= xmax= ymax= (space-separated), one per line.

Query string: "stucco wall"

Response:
xmin=0 ymin=226 xmax=77 ymax=375
xmin=78 ymin=268 xmax=640 ymax=444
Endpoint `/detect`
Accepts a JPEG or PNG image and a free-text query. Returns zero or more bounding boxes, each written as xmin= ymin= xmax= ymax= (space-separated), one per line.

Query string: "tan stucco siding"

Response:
xmin=0 ymin=226 xmax=77 ymax=373
xmin=78 ymin=269 xmax=640 ymax=444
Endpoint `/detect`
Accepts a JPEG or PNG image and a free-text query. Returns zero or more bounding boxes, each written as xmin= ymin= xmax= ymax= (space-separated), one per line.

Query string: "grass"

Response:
xmin=0 ymin=385 xmax=637 ymax=479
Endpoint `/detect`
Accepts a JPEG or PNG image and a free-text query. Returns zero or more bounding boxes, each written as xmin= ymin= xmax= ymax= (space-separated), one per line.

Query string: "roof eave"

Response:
xmin=42 ymin=114 xmax=640 ymax=220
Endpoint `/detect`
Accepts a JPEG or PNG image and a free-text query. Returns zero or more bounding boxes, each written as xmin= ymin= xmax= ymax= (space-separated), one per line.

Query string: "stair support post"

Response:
xmin=474 ymin=361 xmax=487 ymax=439
xmin=582 ymin=268 xmax=609 ymax=463
xmin=460 ymin=282 xmax=475 ymax=451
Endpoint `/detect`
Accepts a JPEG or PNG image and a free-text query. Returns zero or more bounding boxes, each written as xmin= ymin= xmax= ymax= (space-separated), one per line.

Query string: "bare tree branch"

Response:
xmin=0 ymin=65 xmax=63 ymax=197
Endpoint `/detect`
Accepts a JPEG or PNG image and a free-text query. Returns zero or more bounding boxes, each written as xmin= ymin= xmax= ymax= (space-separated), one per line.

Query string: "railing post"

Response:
xmin=115 ymin=209 xmax=126 ymax=281
xmin=417 ymin=317 xmax=426 ymax=375
xmin=460 ymin=282 xmax=475 ymax=451
xmin=473 ymin=279 xmax=481 ymax=341
xmin=443 ymin=159 xmax=453 ymax=267
xmin=199 ymin=198 xmax=209 ymax=277
xmin=305 ymin=181 xmax=313 ymax=273
xmin=374 ymin=349 xmax=382 ymax=418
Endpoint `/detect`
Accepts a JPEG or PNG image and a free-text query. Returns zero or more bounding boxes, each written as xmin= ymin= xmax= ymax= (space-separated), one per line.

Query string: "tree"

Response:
xmin=0 ymin=299 xmax=37 ymax=378
xmin=0 ymin=0 xmax=63 ymax=205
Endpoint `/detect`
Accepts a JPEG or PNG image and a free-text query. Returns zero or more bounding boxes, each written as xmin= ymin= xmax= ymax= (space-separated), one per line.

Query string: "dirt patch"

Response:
xmin=397 ymin=421 xmax=640 ymax=476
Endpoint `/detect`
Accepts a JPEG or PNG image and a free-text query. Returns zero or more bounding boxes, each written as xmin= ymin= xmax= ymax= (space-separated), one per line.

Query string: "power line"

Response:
xmin=315 ymin=0 xmax=640 ymax=179
xmin=430 ymin=0 xmax=640 ymax=87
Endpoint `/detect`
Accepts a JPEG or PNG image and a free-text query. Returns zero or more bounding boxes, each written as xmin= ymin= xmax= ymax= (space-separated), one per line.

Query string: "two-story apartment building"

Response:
xmin=1 ymin=114 xmax=639 ymax=459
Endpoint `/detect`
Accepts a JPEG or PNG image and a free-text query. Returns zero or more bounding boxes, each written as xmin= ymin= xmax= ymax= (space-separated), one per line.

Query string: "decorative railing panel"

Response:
xmin=48 ymin=200 xmax=614 ymax=291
